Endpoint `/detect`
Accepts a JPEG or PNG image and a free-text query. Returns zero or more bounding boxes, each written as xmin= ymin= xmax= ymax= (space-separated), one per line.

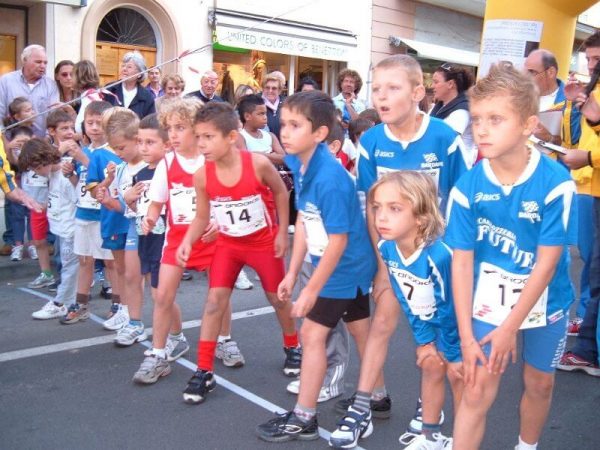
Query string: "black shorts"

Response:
xmin=306 ymin=289 xmax=370 ymax=329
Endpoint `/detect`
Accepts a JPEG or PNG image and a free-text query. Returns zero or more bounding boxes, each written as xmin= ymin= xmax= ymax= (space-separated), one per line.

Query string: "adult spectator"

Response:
xmin=73 ymin=60 xmax=102 ymax=134
xmin=107 ymin=51 xmax=155 ymax=119
xmin=332 ymin=68 xmax=366 ymax=126
xmin=261 ymin=72 xmax=285 ymax=139
xmin=187 ymin=70 xmax=224 ymax=103
xmin=297 ymin=76 xmax=319 ymax=92
xmin=234 ymin=84 xmax=254 ymax=106
xmin=155 ymin=73 xmax=185 ymax=112
xmin=0 ymin=45 xmax=59 ymax=137
xmin=54 ymin=60 xmax=76 ymax=104
xmin=430 ymin=63 xmax=475 ymax=151
xmin=146 ymin=67 xmax=164 ymax=99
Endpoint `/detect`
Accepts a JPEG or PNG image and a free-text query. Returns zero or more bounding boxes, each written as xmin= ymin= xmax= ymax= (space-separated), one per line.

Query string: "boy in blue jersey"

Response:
xmin=446 ymin=63 xmax=577 ymax=450
xmin=60 ymin=101 xmax=116 ymax=324
xmin=256 ymin=91 xmax=377 ymax=444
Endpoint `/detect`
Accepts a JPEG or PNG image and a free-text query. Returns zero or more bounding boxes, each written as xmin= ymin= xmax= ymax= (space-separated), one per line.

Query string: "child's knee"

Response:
xmin=204 ymin=290 xmax=229 ymax=316
xmin=421 ymin=357 xmax=446 ymax=380
xmin=370 ymin=314 xmax=395 ymax=338
xmin=524 ymin=374 xmax=554 ymax=399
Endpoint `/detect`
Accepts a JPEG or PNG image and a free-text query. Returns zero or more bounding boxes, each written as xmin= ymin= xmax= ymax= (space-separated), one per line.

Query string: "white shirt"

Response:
xmin=148 ymin=152 xmax=205 ymax=203
xmin=47 ymin=170 xmax=77 ymax=238
xmin=240 ymin=129 xmax=272 ymax=154
xmin=539 ymin=87 xmax=559 ymax=112
xmin=444 ymin=109 xmax=474 ymax=156
xmin=122 ymin=85 xmax=138 ymax=109
xmin=110 ymin=160 xmax=147 ymax=218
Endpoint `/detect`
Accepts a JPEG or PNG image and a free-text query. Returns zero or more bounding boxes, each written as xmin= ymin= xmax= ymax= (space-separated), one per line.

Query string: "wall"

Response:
xmin=0 ymin=6 xmax=27 ymax=72
xmin=372 ymin=0 xmax=416 ymax=65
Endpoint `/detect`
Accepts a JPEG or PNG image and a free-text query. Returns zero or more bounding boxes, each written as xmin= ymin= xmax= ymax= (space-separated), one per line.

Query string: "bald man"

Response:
xmin=187 ymin=70 xmax=225 ymax=103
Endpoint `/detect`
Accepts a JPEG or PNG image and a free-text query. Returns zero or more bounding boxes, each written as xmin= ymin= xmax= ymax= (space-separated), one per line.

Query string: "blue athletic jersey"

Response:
xmin=378 ymin=239 xmax=459 ymax=351
xmin=446 ymin=149 xmax=577 ymax=322
xmin=357 ymin=115 xmax=471 ymax=212
xmin=285 ymin=143 xmax=376 ymax=299
xmin=86 ymin=148 xmax=129 ymax=238
xmin=75 ymin=146 xmax=104 ymax=221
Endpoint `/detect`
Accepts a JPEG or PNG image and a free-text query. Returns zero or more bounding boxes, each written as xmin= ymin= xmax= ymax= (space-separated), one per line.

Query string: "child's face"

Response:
xmin=166 ymin=114 xmax=195 ymax=152
xmin=138 ymin=129 xmax=166 ymax=164
xmin=371 ymin=182 xmax=420 ymax=245
xmin=110 ymin=134 xmax=139 ymax=163
xmin=586 ymin=46 xmax=600 ymax=75
xmin=15 ymin=103 xmax=35 ymax=123
xmin=470 ymin=96 xmax=536 ymax=160
xmin=165 ymin=80 xmax=182 ymax=98
xmin=84 ymin=113 xmax=105 ymax=145
xmin=279 ymin=107 xmax=327 ymax=156
xmin=9 ymin=133 xmax=30 ymax=151
xmin=245 ymin=104 xmax=268 ymax=129
xmin=194 ymin=122 xmax=235 ymax=162
xmin=51 ymin=120 xmax=75 ymax=143
xmin=372 ymin=67 xmax=423 ymax=126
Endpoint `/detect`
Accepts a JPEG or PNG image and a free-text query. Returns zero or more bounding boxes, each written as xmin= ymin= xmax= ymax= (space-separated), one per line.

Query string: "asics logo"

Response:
xmin=474 ymin=192 xmax=500 ymax=202
xmin=374 ymin=149 xmax=394 ymax=158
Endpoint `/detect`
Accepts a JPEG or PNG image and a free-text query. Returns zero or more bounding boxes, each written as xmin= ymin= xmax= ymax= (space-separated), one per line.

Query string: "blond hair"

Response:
xmin=158 ymin=97 xmax=203 ymax=129
xmin=160 ymin=73 xmax=185 ymax=91
xmin=468 ymin=61 xmax=539 ymax=121
xmin=368 ymin=171 xmax=444 ymax=247
xmin=102 ymin=107 xmax=139 ymax=141
xmin=374 ymin=55 xmax=423 ymax=87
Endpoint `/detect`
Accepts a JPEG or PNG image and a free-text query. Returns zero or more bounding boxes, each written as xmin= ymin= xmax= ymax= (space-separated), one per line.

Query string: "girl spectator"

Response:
xmin=54 ymin=60 xmax=76 ymax=104
xmin=73 ymin=60 xmax=102 ymax=134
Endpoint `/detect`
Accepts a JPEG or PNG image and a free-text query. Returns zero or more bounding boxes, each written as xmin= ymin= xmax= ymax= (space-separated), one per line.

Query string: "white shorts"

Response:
xmin=74 ymin=219 xmax=114 ymax=260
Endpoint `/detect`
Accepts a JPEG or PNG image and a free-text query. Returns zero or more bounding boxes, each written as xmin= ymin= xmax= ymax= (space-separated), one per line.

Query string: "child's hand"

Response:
xmin=176 ymin=242 xmax=191 ymax=267
xmin=291 ymin=288 xmax=318 ymax=318
xmin=564 ymin=78 xmax=586 ymax=103
xmin=105 ymin=162 xmax=117 ymax=183
xmin=446 ymin=361 xmax=464 ymax=382
xmin=461 ymin=339 xmax=488 ymax=386
xmin=277 ymin=274 xmax=296 ymax=303
xmin=58 ymin=139 xmax=78 ymax=156
xmin=141 ymin=216 xmax=156 ymax=235
xmin=124 ymin=182 xmax=144 ymax=205
xmin=95 ymin=186 xmax=109 ymax=205
xmin=416 ymin=342 xmax=444 ymax=368
xmin=201 ymin=220 xmax=219 ymax=243
xmin=61 ymin=160 xmax=75 ymax=177
xmin=479 ymin=326 xmax=517 ymax=375
xmin=274 ymin=230 xmax=288 ymax=258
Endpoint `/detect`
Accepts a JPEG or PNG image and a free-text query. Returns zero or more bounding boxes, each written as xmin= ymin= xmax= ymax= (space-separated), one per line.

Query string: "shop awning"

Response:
xmin=389 ymin=36 xmax=480 ymax=67
xmin=212 ymin=9 xmax=357 ymax=62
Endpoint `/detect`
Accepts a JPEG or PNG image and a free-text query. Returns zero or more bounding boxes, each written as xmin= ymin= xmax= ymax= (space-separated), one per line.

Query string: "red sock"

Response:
xmin=197 ymin=340 xmax=217 ymax=372
xmin=283 ymin=332 xmax=299 ymax=348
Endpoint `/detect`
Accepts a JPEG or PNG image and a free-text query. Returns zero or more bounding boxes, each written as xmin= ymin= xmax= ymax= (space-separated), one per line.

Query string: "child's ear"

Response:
xmin=413 ymin=84 xmax=426 ymax=103
xmin=228 ymin=129 xmax=238 ymax=143
xmin=48 ymin=127 xmax=56 ymax=137
xmin=523 ymin=114 xmax=539 ymax=136
xmin=314 ymin=125 xmax=330 ymax=143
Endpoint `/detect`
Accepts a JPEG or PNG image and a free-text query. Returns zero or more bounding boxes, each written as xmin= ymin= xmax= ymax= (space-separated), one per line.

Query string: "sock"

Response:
xmin=197 ymin=340 xmax=217 ymax=372
xmin=111 ymin=294 xmax=121 ymax=304
xmin=283 ymin=332 xmax=299 ymax=348
xmin=129 ymin=319 xmax=142 ymax=327
xmin=293 ymin=403 xmax=316 ymax=423
xmin=169 ymin=332 xmax=184 ymax=341
xmin=43 ymin=270 xmax=53 ymax=277
xmin=372 ymin=386 xmax=387 ymax=401
xmin=152 ymin=348 xmax=166 ymax=359
xmin=76 ymin=293 xmax=90 ymax=305
xmin=352 ymin=390 xmax=371 ymax=414
xmin=517 ymin=436 xmax=538 ymax=450
xmin=218 ymin=335 xmax=231 ymax=343
xmin=422 ymin=423 xmax=441 ymax=441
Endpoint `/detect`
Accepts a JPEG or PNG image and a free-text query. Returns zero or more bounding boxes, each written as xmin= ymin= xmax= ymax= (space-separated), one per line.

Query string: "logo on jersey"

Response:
xmin=374 ymin=149 xmax=394 ymax=158
xmin=423 ymin=153 xmax=438 ymax=163
xmin=518 ymin=201 xmax=540 ymax=223
xmin=421 ymin=152 xmax=444 ymax=169
xmin=476 ymin=217 xmax=535 ymax=269
xmin=474 ymin=192 xmax=501 ymax=203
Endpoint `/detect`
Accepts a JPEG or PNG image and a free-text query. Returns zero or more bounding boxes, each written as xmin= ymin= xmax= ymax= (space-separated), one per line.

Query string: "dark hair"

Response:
xmin=539 ymin=50 xmax=558 ymax=71
xmin=194 ymin=102 xmax=238 ymax=135
xmin=18 ymin=138 xmax=60 ymax=171
xmin=54 ymin=60 xmax=74 ymax=102
xmin=336 ymin=69 xmax=363 ymax=94
xmin=348 ymin=117 xmax=373 ymax=144
xmin=584 ymin=31 xmax=600 ymax=50
xmin=326 ymin=122 xmax=345 ymax=145
xmin=436 ymin=63 xmax=475 ymax=94
xmin=46 ymin=109 xmax=73 ymax=129
xmin=283 ymin=91 xmax=336 ymax=133
xmin=358 ymin=108 xmax=381 ymax=125
xmin=140 ymin=113 xmax=168 ymax=142
xmin=237 ymin=94 xmax=265 ymax=125
xmin=297 ymin=76 xmax=320 ymax=92
xmin=3 ymin=96 xmax=32 ymax=127
xmin=10 ymin=126 xmax=34 ymax=139
xmin=85 ymin=100 xmax=112 ymax=118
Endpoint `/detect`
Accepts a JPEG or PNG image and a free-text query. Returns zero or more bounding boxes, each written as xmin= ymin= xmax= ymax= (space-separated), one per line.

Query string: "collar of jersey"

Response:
xmin=383 ymin=112 xmax=430 ymax=148
xmin=395 ymin=242 xmax=425 ymax=266
xmin=481 ymin=146 xmax=541 ymax=195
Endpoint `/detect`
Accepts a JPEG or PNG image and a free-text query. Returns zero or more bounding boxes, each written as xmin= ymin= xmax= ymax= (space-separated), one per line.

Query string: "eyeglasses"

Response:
xmin=264 ymin=86 xmax=279 ymax=91
xmin=441 ymin=63 xmax=454 ymax=72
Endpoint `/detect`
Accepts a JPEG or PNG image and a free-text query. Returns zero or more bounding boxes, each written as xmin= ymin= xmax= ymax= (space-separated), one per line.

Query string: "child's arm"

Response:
xmin=96 ymin=186 xmax=123 ymax=212
xmin=366 ymin=200 xmax=394 ymax=302
xmin=265 ymin=133 xmax=285 ymax=165
xmin=278 ymin=214 xmax=308 ymax=303
xmin=123 ymin=183 xmax=145 ymax=213
xmin=141 ymin=201 xmax=164 ymax=235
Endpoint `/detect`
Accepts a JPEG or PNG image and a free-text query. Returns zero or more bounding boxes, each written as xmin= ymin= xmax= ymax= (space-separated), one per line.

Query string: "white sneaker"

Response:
xmin=234 ymin=269 xmax=253 ymax=290
xmin=103 ymin=304 xmax=129 ymax=330
xmin=28 ymin=272 xmax=56 ymax=289
xmin=10 ymin=245 xmax=23 ymax=261
xmin=32 ymin=301 xmax=67 ymax=320
xmin=28 ymin=244 xmax=38 ymax=260
xmin=403 ymin=433 xmax=447 ymax=450
xmin=114 ymin=322 xmax=147 ymax=346
xmin=288 ymin=225 xmax=295 ymax=234
xmin=286 ymin=378 xmax=336 ymax=402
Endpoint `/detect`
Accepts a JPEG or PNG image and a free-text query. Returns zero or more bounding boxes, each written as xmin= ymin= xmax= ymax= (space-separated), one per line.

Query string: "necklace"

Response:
xmin=500 ymin=147 xmax=532 ymax=187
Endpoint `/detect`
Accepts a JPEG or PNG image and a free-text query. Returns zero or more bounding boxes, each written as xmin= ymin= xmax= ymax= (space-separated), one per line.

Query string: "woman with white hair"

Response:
xmin=107 ymin=51 xmax=155 ymax=119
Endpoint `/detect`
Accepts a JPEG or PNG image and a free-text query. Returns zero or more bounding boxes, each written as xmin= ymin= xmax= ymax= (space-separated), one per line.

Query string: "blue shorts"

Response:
xmin=101 ymin=233 xmax=127 ymax=251
xmin=432 ymin=328 xmax=461 ymax=363
xmin=473 ymin=310 xmax=568 ymax=373
xmin=125 ymin=219 xmax=138 ymax=251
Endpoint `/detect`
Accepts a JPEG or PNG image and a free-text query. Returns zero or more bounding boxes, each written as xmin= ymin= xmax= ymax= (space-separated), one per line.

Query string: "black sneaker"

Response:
xmin=283 ymin=346 xmax=302 ymax=377
xmin=256 ymin=411 xmax=319 ymax=442
xmin=181 ymin=270 xmax=193 ymax=281
xmin=100 ymin=285 xmax=112 ymax=300
xmin=47 ymin=281 xmax=60 ymax=293
xmin=335 ymin=393 xmax=392 ymax=419
xmin=182 ymin=370 xmax=216 ymax=404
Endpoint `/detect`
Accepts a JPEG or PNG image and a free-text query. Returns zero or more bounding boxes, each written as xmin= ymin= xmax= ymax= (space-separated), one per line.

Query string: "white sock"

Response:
xmin=218 ymin=335 xmax=231 ymax=343
xmin=169 ymin=332 xmax=184 ymax=341
xmin=517 ymin=436 xmax=537 ymax=450
xmin=152 ymin=348 xmax=167 ymax=359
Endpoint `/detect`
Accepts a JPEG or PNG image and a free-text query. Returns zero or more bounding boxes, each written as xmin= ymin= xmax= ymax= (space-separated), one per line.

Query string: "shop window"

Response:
xmin=297 ymin=56 xmax=324 ymax=92
xmin=0 ymin=35 xmax=16 ymax=76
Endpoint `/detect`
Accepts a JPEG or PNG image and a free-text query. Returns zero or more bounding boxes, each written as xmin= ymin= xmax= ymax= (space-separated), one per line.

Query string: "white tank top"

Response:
xmin=240 ymin=128 xmax=273 ymax=154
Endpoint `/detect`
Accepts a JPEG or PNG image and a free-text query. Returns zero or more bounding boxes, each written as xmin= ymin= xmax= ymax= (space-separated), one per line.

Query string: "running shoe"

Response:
xmin=10 ymin=245 xmax=23 ymax=261
xmin=407 ymin=398 xmax=445 ymax=434
xmin=283 ymin=346 xmax=302 ymax=377
xmin=567 ymin=317 xmax=583 ymax=336
xmin=165 ymin=334 xmax=190 ymax=361
xmin=234 ymin=269 xmax=253 ymax=290
xmin=100 ymin=285 xmax=112 ymax=300
xmin=31 ymin=301 xmax=66 ymax=320
xmin=28 ymin=272 xmax=55 ymax=289
xmin=114 ymin=322 xmax=148 ymax=347
xmin=132 ymin=355 xmax=171 ymax=384
xmin=329 ymin=406 xmax=373 ymax=449
xmin=256 ymin=411 xmax=319 ymax=443
xmin=47 ymin=281 xmax=59 ymax=293
xmin=182 ymin=370 xmax=216 ymax=404
xmin=286 ymin=379 xmax=337 ymax=403
xmin=557 ymin=351 xmax=600 ymax=377
xmin=335 ymin=393 xmax=392 ymax=419
xmin=60 ymin=303 xmax=90 ymax=324
xmin=216 ymin=339 xmax=245 ymax=367
xmin=402 ymin=433 xmax=448 ymax=450
xmin=103 ymin=303 xmax=129 ymax=331
xmin=28 ymin=244 xmax=38 ymax=260
xmin=181 ymin=270 xmax=193 ymax=281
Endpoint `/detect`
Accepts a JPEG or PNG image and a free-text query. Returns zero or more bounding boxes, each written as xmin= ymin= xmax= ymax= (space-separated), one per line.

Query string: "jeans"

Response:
xmin=54 ymin=236 xmax=79 ymax=306
xmin=7 ymin=198 xmax=30 ymax=244
xmin=576 ymin=194 xmax=593 ymax=317
xmin=3 ymin=204 xmax=14 ymax=245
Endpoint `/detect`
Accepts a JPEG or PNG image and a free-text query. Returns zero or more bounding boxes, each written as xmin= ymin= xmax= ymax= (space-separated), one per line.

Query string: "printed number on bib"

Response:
xmin=169 ymin=187 xmax=196 ymax=225
xmin=302 ymin=211 xmax=329 ymax=257
xmin=76 ymin=172 xmax=100 ymax=210
xmin=473 ymin=262 xmax=547 ymax=329
xmin=47 ymin=192 xmax=60 ymax=221
xmin=25 ymin=172 xmax=48 ymax=188
xmin=211 ymin=195 xmax=267 ymax=237
xmin=389 ymin=268 xmax=437 ymax=320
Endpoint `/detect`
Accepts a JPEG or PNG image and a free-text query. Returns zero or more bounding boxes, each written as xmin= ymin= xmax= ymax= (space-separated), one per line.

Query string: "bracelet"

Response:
xmin=588 ymin=151 xmax=593 ymax=167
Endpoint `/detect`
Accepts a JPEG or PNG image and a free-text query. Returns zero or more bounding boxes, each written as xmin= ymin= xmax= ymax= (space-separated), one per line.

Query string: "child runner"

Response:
xmin=337 ymin=55 xmax=471 ymax=435
xmin=255 ymin=91 xmax=376 ymax=443
xmin=334 ymin=171 xmax=462 ymax=449
xmin=60 ymin=100 xmax=116 ymax=324
xmin=446 ymin=62 xmax=576 ymax=450
xmin=20 ymin=139 xmax=79 ymax=320
xmin=175 ymin=101 xmax=300 ymax=403
xmin=132 ymin=98 xmax=212 ymax=384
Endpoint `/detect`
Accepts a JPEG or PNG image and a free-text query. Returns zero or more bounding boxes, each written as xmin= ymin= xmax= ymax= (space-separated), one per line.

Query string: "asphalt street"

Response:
xmin=0 ymin=258 xmax=598 ymax=450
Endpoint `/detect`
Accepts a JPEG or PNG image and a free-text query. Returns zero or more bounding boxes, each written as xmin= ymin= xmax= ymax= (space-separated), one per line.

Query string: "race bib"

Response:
xmin=47 ymin=192 xmax=60 ymax=221
xmin=135 ymin=180 xmax=153 ymax=218
xmin=302 ymin=211 xmax=329 ymax=257
xmin=473 ymin=262 xmax=547 ymax=329
xmin=76 ymin=171 xmax=100 ymax=210
xmin=211 ymin=195 xmax=267 ymax=237
xmin=388 ymin=267 xmax=437 ymax=320
xmin=169 ymin=186 xmax=196 ymax=225
xmin=24 ymin=172 xmax=48 ymax=188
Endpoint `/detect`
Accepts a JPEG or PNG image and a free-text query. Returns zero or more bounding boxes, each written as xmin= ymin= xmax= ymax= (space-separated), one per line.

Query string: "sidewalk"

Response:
xmin=0 ymin=205 xmax=42 ymax=281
